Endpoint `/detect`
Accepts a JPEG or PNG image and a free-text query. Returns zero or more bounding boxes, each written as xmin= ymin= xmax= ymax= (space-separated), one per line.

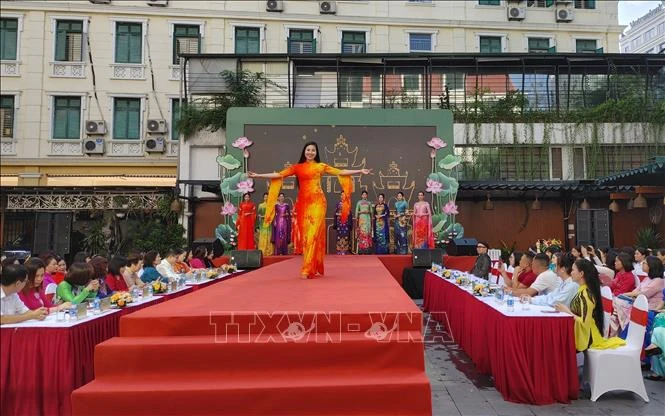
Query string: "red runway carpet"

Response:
xmin=71 ymin=256 xmax=432 ymax=415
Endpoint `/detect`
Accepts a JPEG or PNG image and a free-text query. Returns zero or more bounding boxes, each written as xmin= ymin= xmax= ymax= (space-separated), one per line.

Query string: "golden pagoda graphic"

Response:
xmin=323 ymin=134 xmax=366 ymax=194
xmin=372 ymin=161 xmax=416 ymax=204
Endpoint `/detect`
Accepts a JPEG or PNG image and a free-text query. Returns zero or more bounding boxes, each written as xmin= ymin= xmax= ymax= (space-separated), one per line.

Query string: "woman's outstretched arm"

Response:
xmin=338 ymin=168 xmax=372 ymax=176
xmin=248 ymin=171 xmax=281 ymax=179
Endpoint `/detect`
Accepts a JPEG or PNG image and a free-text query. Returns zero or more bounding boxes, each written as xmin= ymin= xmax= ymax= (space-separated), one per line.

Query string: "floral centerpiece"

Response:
xmin=442 ymin=270 xmax=452 ymax=279
xmin=110 ymin=291 xmax=133 ymax=307
xmin=221 ymin=263 xmax=237 ymax=274
xmin=151 ymin=281 xmax=168 ymax=294
xmin=536 ymin=238 xmax=563 ymax=253
xmin=473 ymin=283 xmax=486 ymax=296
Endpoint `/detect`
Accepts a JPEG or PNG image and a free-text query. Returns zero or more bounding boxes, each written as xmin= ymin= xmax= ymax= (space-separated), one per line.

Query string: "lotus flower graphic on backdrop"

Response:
xmin=221 ymin=202 xmax=237 ymax=216
xmin=426 ymin=178 xmax=443 ymax=194
xmin=427 ymin=137 xmax=447 ymax=149
xmin=430 ymin=149 xmax=437 ymax=159
xmin=236 ymin=178 xmax=254 ymax=194
xmin=243 ymin=149 xmax=250 ymax=159
xmin=443 ymin=201 xmax=459 ymax=215
xmin=232 ymin=136 xmax=253 ymax=150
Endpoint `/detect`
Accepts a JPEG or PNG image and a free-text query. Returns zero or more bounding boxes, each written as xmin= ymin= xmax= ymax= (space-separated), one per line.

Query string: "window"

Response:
xmin=576 ymin=39 xmax=597 ymax=53
xmin=52 ymin=97 xmax=81 ymax=140
xmin=115 ymin=22 xmax=142 ymax=64
xmin=454 ymin=146 xmax=549 ymax=180
xmin=660 ymin=42 xmax=665 ymax=53
xmin=171 ymin=99 xmax=181 ymax=140
xmin=173 ymin=24 xmax=200 ymax=64
xmin=587 ymin=145 xmax=649 ymax=178
xmin=288 ymin=29 xmax=315 ymax=54
xmin=370 ymin=74 xmax=381 ymax=92
xmin=342 ymin=31 xmax=366 ymax=54
xmin=478 ymin=0 xmax=500 ymax=5
xmin=527 ymin=0 xmax=554 ymax=7
xmin=339 ymin=74 xmax=362 ymax=102
xmin=0 ymin=18 xmax=18 ymax=60
xmin=550 ymin=147 xmax=562 ymax=179
xmin=658 ymin=22 xmax=665 ymax=35
xmin=113 ymin=98 xmax=141 ymax=140
xmin=235 ymin=27 xmax=260 ymax=54
xmin=644 ymin=28 xmax=656 ymax=42
xmin=0 ymin=95 xmax=14 ymax=139
xmin=443 ymin=72 xmax=464 ymax=90
xmin=572 ymin=147 xmax=585 ymax=179
xmin=55 ymin=20 xmax=83 ymax=62
xmin=574 ymin=0 xmax=595 ymax=9
xmin=528 ymin=38 xmax=551 ymax=53
xmin=480 ymin=36 xmax=502 ymax=53
xmin=403 ymin=74 xmax=420 ymax=91
xmin=409 ymin=33 xmax=432 ymax=52
xmin=408 ymin=0 xmax=432 ymax=3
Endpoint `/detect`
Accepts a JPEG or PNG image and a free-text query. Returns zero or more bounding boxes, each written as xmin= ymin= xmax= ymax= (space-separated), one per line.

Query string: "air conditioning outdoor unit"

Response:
xmin=147 ymin=119 xmax=167 ymax=134
xmin=319 ymin=1 xmax=336 ymax=14
xmin=84 ymin=138 xmax=105 ymax=154
xmin=85 ymin=120 xmax=107 ymax=135
xmin=266 ymin=0 xmax=283 ymax=12
xmin=89 ymin=0 xmax=111 ymax=4
xmin=146 ymin=0 xmax=168 ymax=7
xmin=556 ymin=7 xmax=574 ymax=22
xmin=145 ymin=137 xmax=165 ymax=153
xmin=508 ymin=6 xmax=526 ymax=20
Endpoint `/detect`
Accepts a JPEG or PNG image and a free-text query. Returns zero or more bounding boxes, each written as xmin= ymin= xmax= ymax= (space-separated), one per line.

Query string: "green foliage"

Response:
xmin=635 ymin=227 xmax=664 ymax=250
xmin=176 ymin=70 xmax=281 ymax=138
xmin=129 ymin=219 xmax=187 ymax=255
xmin=83 ymin=220 xmax=108 ymax=257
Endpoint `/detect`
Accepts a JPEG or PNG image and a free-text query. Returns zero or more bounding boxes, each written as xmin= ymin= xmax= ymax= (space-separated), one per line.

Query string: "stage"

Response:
xmin=71 ymin=256 xmax=432 ymax=415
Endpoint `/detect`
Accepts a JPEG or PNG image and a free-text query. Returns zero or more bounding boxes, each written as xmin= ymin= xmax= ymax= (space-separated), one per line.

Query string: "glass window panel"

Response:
xmin=115 ymin=22 xmax=142 ymax=63
xmin=52 ymin=97 xmax=80 ymax=140
xmin=0 ymin=18 xmax=18 ymax=60
xmin=409 ymin=33 xmax=432 ymax=51
xmin=0 ymin=95 xmax=15 ymax=139
xmin=235 ymin=27 xmax=260 ymax=54
xmin=173 ymin=25 xmax=200 ymax=64
xmin=55 ymin=20 xmax=83 ymax=62
xmin=480 ymin=36 xmax=502 ymax=53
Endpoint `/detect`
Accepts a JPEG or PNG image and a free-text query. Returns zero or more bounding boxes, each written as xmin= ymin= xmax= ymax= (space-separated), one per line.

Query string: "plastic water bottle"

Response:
xmin=507 ymin=295 xmax=515 ymax=312
xmin=497 ymin=287 xmax=505 ymax=304
xmin=93 ymin=298 xmax=101 ymax=315
xmin=69 ymin=305 xmax=78 ymax=320
xmin=56 ymin=307 xmax=65 ymax=322
xmin=147 ymin=284 xmax=153 ymax=298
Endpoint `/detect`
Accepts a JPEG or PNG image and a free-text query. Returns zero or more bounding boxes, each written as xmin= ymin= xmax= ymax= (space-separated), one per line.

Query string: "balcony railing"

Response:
xmin=180 ymin=53 xmax=665 ymax=121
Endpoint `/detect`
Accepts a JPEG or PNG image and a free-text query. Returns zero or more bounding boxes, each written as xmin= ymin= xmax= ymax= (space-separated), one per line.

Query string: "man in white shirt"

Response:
xmin=1 ymin=264 xmax=47 ymax=325
xmin=156 ymin=249 xmax=180 ymax=282
xmin=531 ymin=253 xmax=579 ymax=307
xmin=508 ymin=253 xmax=561 ymax=297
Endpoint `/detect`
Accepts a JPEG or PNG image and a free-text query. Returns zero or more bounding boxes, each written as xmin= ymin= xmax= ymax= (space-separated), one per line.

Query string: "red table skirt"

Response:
xmin=423 ymin=272 xmax=578 ymax=405
xmin=0 ymin=275 xmax=243 ymax=416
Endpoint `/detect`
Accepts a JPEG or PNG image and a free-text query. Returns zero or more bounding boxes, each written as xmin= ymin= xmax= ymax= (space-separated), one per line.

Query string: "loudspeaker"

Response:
xmin=229 ymin=250 xmax=263 ymax=269
xmin=447 ymin=238 xmax=478 ymax=256
xmin=412 ymin=248 xmax=443 ymax=268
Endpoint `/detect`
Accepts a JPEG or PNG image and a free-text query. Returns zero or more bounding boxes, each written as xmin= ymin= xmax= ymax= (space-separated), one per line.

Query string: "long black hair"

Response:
xmin=575 ymin=258 xmax=604 ymax=336
xmin=298 ymin=141 xmax=321 ymax=163
xmin=645 ymin=255 xmax=664 ymax=279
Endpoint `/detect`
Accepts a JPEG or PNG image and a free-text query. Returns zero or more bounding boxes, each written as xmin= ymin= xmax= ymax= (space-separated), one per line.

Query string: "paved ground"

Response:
xmin=418 ymin=301 xmax=665 ymax=416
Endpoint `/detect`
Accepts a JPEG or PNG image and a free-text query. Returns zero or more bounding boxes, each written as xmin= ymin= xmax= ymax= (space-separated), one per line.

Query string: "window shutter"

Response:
xmin=127 ymin=99 xmax=140 ymax=139
xmin=67 ymin=32 xmax=83 ymax=61
xmin=115 ymin=24 xmax=129 ymax=63
xmin=114 ymin=99 xmax=128 ymax=139
xmin=55 ymin=27 xmax=67 ymax=61
xmin=67 ymin=98 xmax=81 ymax=139
xmin=0 ymin=19 xmax=18 ymax=60
xmin=128 ymin=24 xmax=142 ymax=63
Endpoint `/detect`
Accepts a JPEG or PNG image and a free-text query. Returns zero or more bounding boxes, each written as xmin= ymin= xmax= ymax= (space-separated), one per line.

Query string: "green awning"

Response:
xmin=595 ymin=156 xmax=665 ymax=186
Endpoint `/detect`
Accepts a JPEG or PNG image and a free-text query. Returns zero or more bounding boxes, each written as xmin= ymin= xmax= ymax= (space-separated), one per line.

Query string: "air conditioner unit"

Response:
xmin=266 ymin=0 xmax=283 ymax=12
xmin=556 ymin=7 xmax=574 ymax=22
xmin=89 ymin=0 xmax=111 ymax=4
xmin=145 ymin=137 xmax=165 ymax=153
xmin=146 ymin=119 xmax=167 ymax=134
xmin=85 ymin=120 xmax=107 ymax=135
xmin=508 ymin=7 xmax=526 ymax=20
xmin=146 ymin=0 xmax=168 ymax=7
xmin=319 ymin=1 xmax=337 ymax=14
xmin=84 ymin=138 xmax=105 ymax=154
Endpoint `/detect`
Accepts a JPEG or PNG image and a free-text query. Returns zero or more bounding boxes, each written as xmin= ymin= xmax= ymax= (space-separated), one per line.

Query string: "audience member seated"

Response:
xmin=90 ymin=256 xmax=113 ymax=299
xmin=505 ymin=252 xmax=537 ymax=290
xmin=531 ymin=252 xmax=579 ymax=307
xmin=122 ymin=254 xmax=145 ymax=290
xmin=56 ymin=263 xmax=99 ymax=304
xmin=507 ymin=253 xmax=560 ymax=297
xmin=609 ymin=252 xmax=637 ymax=296
xmin=52 ymin=256 xmax=67 ymax=284
xmin=622 ymin=256 xmax=664 ymax=310
xmin=174 ymin=248 xmax=191 ymax=274
xmin=72 ymin=251 xmax=91 ymax=264
xmin=1 ymin=264 xmax=48 ymax=325
xmin=633 ymin=247 xmax=649 ymax=278
xmin=470 ymin=241 xmax=491 ymax=279
xmin=554 ymin=259 xmax=625 ymax=352
xmin=18 ymin=258 xmax=71 ymax=313
xmin=156 ymin=249 xmax=183 ymax=282
xmin=105 ymin=256 xmax=129 ymax=293
xmin=644 ymin=295 xmax=665 ymax=381
xmin=657 ymin=249 xmax=665 ymax=272
xmin=38 ymin=253 xmax=59 ymax=303
xmin=499 ymin=251 xmax=521 ymax=285
xmin=140 ymin=250 xmax=164 ymax=284
xmin=189 ymin=246 xmax=208 ymax=269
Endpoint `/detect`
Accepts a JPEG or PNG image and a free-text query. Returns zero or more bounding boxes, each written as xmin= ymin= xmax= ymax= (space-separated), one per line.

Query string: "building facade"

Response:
xmin=1 ymin=0 xmax=642 ymax=254
xmin=619 ymin=1 xmax=665 ymax=54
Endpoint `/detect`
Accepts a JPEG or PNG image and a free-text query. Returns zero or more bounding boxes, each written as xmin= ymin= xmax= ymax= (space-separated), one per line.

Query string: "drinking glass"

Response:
xmin=520 ymin=295 xmax=530 ymax=311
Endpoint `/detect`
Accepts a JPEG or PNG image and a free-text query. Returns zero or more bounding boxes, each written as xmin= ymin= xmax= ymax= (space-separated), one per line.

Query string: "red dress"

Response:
xmin=105 ymin=272 xmax=129 ymax=292
xmin=237 ymin=201 xmax=257 ymax=250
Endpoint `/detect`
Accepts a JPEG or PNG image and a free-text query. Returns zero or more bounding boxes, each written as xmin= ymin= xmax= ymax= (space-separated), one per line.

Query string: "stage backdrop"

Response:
xmin=225 ymin=108 xmax=453 ymax=253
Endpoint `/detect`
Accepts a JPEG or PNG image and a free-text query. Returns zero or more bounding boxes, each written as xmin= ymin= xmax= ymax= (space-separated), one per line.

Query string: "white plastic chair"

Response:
xmin=584 ymin=294 xmax=649 ymax=402
xmin=600 ymin=286 xmax=613 ymax=339
xmin=488 ymin=249 xmax=501 ymax=261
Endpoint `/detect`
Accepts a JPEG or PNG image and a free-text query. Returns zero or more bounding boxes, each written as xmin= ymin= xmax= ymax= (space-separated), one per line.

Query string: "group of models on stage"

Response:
xmin=246 ymin=142 xmax=435 ymax=279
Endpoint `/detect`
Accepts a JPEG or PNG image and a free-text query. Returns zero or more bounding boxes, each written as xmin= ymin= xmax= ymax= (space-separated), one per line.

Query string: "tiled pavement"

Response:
xmin=418 ymin=302 xmax=665 ymax=416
